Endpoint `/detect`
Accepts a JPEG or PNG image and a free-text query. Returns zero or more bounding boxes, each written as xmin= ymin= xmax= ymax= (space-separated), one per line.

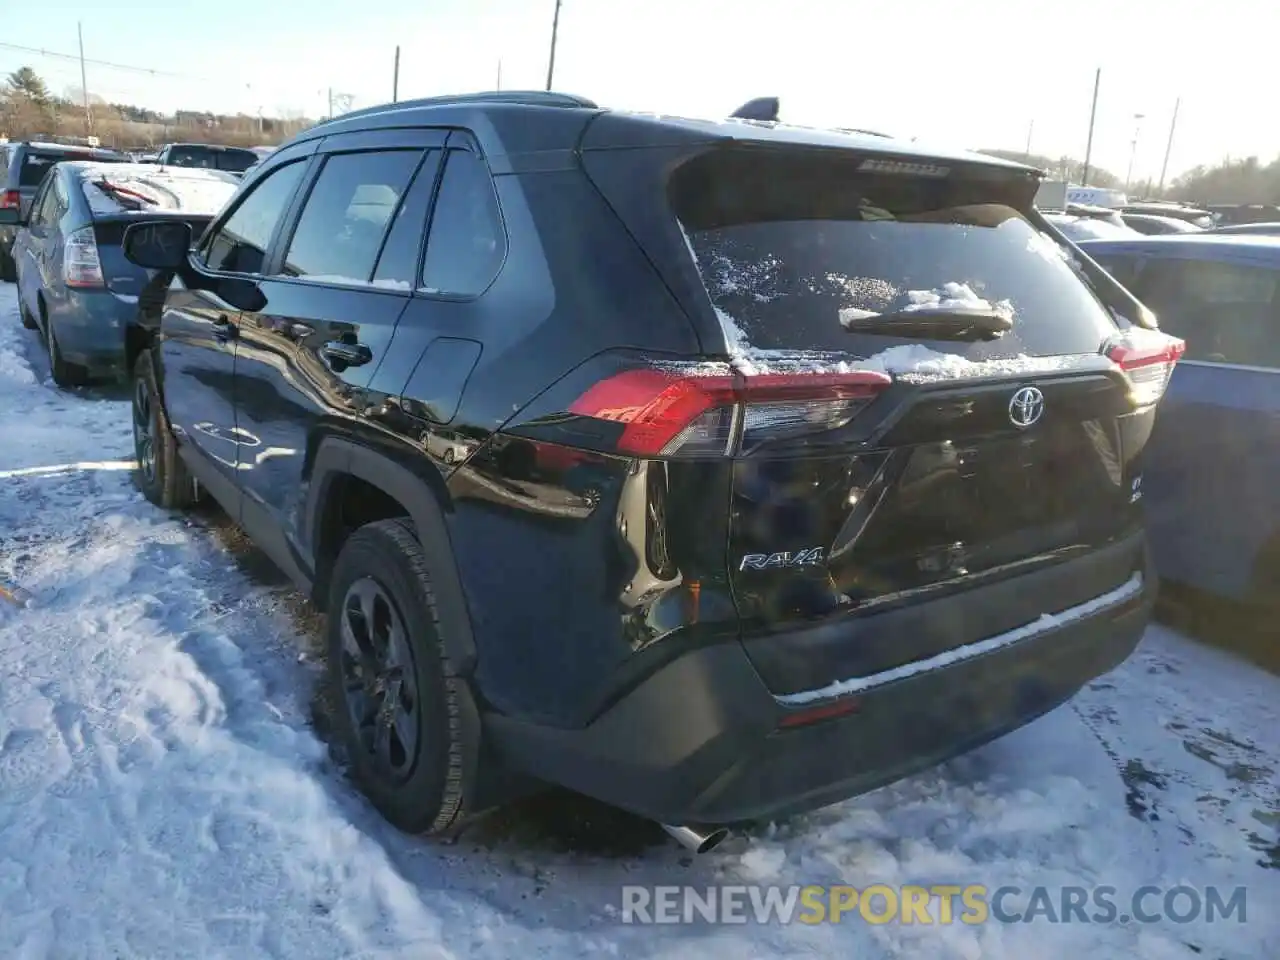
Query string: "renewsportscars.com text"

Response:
xmin=620 ymin=884 xmax=1248 ymax=926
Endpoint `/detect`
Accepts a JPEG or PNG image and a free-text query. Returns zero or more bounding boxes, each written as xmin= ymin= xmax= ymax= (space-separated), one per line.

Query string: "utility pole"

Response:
xmin=496 ymin=58 xmax=503 ymax=90
xmin=1082 ymin=67 xmax=1100 ymax=186
xmin=77 ymin=21 xmax=91 ymax=136
xmin=1024 ymin=119 xmax=1034 ymax=160
xmin=1157 ymin=97 xmax=1180 ymax=196
xmin=328 ymin=87 xmax=333 ymax=120
xmin=545 ymin=0 xmax=562 ymax=91
xmin=1125 ymin=112 xmax=1145 ymax=193
xmin=392 ymin=46 xmax=400 ymax=102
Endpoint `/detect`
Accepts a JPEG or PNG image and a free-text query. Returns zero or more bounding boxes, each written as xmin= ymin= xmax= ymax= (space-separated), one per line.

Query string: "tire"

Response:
xmin=19 ymin=301 xmax=36 ymax=331
xmin=326 ymin=517 xmax=474 ymax=835
xmin=0 ymin=249 xmax=15 ymax=284
xmin=45 ymin=318 xmax=87 ymax=388
xmin=131 ymin=351 xmax=196 ymax=509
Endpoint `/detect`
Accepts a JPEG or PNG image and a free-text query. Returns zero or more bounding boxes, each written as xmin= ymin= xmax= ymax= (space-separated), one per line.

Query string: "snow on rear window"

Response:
xmin=669 ymin=149 xmax=1117 ymax=364
xmin=81 ymin=167 xmax=237 ymax=218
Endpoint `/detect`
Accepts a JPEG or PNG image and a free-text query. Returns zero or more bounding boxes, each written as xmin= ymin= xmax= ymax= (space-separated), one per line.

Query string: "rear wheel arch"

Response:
xmin=307 ymin=436 xmax=477 ymax=675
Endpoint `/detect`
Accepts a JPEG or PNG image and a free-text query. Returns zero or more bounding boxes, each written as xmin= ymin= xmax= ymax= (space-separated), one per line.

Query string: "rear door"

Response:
xmin=1121 ymin=254 xmax=1280 ymax=598
xmin=667 ymin=148 xmax=1157 ymax=679
xmin=233 ymin=130 xmax=442 ymax=549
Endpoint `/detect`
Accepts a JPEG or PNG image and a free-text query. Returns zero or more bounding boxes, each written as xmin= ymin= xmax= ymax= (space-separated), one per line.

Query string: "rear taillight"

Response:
xmin=1106 ymin=329 xmax=1186 ymax=406
xmin=64 ymin=227 xmax=105 ymax=289
xmin=0 ymin=190 xmax=19 ymax=211
xmin=568 ymin=366 xmax=892 ymax=457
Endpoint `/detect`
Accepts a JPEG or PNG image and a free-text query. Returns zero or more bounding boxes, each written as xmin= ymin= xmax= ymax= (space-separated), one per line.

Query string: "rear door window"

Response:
xmin=371 ymin=150 xmax=441 ymax=289
xmin=278 ymin=149 xmax=423 ymax=284
xmin=1130 ymin=258 xmax=1280 ymax=367
xmin=672 ymin=149 xmax=1118 ymax=359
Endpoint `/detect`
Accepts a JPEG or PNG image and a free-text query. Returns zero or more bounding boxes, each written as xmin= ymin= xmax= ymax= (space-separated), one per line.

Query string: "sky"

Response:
xmin=4 ymin=0 xmax=1278 ymax=184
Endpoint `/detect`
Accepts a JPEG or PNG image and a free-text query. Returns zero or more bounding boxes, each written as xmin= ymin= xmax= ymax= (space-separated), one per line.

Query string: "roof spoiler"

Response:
xmin=729 ymin=96 xmax=780 ymax=122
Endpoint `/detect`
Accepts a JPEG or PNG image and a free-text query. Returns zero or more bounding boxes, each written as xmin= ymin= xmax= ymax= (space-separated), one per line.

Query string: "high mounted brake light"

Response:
xmin=569 ymin=366 xmax=892 ymax=457
xmin=1105 ymin=329 xmax=1186 ymax=406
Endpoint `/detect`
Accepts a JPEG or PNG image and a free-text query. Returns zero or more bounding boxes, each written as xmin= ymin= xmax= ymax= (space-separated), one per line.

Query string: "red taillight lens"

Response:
xmin=63 ymin=226 xmax=105 ymax=289
xmin=1106 ymin=329 xmax=1186 ymax=406
xmin=569 ymin=366 xmax=892 ymax=457
xmin=0 ymin=190 xmax=20 ymax=211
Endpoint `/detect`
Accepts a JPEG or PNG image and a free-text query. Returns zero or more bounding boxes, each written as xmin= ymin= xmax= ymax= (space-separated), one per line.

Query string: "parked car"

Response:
xmin=1079 ymin=234 xmax=1280 ymax=608
xmin=1206 ymin=203 xmax=1280 ymax=226
xmin=10 ymin=162 xmax=238 ymax=385
xmin=1121 ymin=202 xmax=1215 ymax=230
xmin=118 ymin=90 xmax=1176 ymax=851
xmin=1043 ymin=211 xmax=1139 ymax=241
xmin=154 ymin=143 xmax=259 ymax=177
xmin=1209 ymin=221 xmax=1280 ymax=236
xmin=1121 ymin=213 xmax=1202 ymax=235
xmin=0 ymin=140 xmax=127 ymax=282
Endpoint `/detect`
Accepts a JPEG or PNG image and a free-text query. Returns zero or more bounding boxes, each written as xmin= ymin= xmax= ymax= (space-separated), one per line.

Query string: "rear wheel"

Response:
xmin=132 ymin=351 xmax=196 ymax=509
xmin=326 ymin=518 xmax=476 ymax=835
xmin=44 ymin=314 xmax=87 ymax=388
xmin=0 ymin=248 xmax=15 ymax=284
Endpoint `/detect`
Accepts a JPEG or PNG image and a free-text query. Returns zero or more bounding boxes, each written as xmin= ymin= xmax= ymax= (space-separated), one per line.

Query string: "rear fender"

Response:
xmin=305 ymin=435 xmax=477 ymax=676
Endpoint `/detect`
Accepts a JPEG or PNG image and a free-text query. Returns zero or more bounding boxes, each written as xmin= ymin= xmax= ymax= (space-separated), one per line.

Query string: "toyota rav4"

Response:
xmin=119 ymin=91 xmax=1181 ymax=852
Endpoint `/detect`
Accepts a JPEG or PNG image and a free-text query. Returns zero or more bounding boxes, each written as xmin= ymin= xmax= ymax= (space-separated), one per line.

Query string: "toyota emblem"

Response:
xmin=1009 ymin=386 xmax=1045 ymax=428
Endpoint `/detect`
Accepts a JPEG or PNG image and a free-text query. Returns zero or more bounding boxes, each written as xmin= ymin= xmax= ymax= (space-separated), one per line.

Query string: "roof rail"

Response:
xmin=318 ymin=90 xmax=598 ymax=126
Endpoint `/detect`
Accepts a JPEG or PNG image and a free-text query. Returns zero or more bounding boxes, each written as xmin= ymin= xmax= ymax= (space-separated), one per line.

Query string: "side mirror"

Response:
xmin=122 ymin=220 xmax=191 ymax=270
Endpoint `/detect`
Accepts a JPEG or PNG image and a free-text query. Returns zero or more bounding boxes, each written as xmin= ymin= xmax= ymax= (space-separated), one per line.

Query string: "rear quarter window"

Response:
xmin=672 ymin=149 xmax=1118 ymax=360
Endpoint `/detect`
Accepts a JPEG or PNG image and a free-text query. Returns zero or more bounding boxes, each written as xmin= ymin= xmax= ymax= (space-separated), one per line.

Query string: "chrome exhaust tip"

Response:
xmin=661 ymin=822 xmax=730 ymax=854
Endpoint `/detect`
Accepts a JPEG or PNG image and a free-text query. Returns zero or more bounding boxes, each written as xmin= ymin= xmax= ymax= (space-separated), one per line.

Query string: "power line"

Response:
xmin=0 ymin=39 xmax=201 ymax=80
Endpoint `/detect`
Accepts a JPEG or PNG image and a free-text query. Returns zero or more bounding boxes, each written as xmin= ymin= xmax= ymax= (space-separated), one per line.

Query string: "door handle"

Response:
xmin=212 ymin=314 xmax=238 ymax=340
xmin=321 ymin=341 xmax=373 ymax=367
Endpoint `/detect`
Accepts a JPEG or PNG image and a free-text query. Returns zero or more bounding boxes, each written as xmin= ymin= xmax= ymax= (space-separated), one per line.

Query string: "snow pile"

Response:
xmin=899 ymin=281 xmax=1013 ymax=319
xmin=81 ymin=164 xmax=238 ymax=217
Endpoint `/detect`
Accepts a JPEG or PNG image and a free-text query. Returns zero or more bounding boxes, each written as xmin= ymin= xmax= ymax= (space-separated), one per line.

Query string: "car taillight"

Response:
xmin=0 ymin=190 xmax=19 ymax=211
xmin=1106 ymin=329 xmax=1186 ymax=406
xmin=64 ymin=227 xmax=104 ymax=289
xmin=568 ymin=366 xmax=892 ymax=457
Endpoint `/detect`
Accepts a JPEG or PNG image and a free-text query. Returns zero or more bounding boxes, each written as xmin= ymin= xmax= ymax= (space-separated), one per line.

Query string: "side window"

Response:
xmin=420 ymin=149 xmax=505 ymax=296
xmin=52 ymin=174 xmax=69 ymax=219
xmin=279 ymin=149 xmax=423 ymax=283
xmin=202 ymin=160 xmax=307 ymax=275
xmin=1134 ymin=258 xmax=1280 ymax=367
xmin=26 ymin=178 xmax=51 ymax=227
xmin=371 ymin=151 xmax=442 ymax=290
xmin=1090 ymin=253 xmax=1142 ymax=290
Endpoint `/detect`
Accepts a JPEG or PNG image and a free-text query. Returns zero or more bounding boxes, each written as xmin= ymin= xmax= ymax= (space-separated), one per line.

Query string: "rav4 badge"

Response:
xmin=739 ymin=547 xmax=825 ymax=571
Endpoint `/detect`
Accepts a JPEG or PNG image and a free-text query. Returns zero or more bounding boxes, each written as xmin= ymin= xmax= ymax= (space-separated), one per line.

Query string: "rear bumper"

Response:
xmin=49 ymin=289 xmax=133 ymax=378
xmin=487 ymin=540 xmax=1154 ymax=825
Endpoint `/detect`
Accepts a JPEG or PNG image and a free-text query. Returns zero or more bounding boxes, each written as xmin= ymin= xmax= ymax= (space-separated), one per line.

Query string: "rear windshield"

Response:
xmin=19 ymin=150 xmax=124 ymax=187
xmin=165 ymin=146 xmax=257 ymax=173
xmin=672 ymin=149 xmax=1118 ymax=358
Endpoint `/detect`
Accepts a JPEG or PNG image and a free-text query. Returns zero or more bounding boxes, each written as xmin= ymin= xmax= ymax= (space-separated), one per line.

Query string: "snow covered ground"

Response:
xmin=0 ymin=283 xmax=1275 ymax=959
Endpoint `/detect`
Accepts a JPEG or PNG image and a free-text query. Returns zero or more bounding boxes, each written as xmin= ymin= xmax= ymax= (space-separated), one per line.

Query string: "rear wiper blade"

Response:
xmin=841 ymin=308 xmax=1014 ymax=341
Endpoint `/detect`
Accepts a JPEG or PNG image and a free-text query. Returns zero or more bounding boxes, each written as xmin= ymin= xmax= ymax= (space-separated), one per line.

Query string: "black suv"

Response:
xmin=120 ymin=91 xmax=1180 ymax=852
